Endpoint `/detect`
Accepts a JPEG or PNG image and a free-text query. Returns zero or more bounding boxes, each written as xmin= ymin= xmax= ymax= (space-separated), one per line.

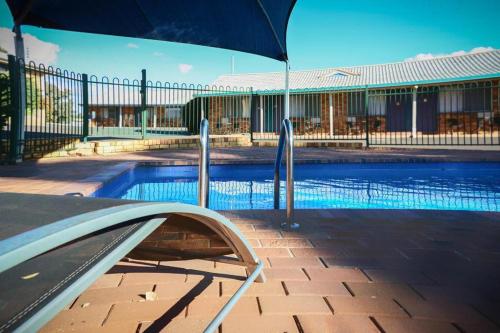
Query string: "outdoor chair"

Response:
xmin=347 ymin=117 xmax=362 ymax=135
xmin=220 ymin=117 xmax=233 ymax=134
xmin=0 ymin=192 xmax=264 ymax=333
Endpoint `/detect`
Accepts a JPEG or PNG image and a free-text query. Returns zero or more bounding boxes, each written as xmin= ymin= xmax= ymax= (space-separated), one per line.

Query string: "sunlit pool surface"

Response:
xmin=93 ymin=162 xmax=500 ymax=212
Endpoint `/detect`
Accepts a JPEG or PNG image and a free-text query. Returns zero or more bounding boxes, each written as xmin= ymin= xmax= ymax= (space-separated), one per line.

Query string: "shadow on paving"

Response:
xmin=98 ymin=208 xmax=500 ymax=332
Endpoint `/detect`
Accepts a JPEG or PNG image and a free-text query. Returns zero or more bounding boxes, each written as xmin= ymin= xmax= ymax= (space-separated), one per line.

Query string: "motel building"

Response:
xmin=87 ymin=83 xmax=201 ymax=136
xmin=88 ymin=49 xmax=500 ymax=143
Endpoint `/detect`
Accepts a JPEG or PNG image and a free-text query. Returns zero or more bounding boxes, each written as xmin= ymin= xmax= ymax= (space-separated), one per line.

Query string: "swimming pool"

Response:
xmin=93 ymin=162 xmax=500 ymax=212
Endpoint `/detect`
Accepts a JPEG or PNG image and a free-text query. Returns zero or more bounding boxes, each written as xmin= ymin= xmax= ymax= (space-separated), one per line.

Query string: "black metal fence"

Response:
xmin=1 ymin=56 xmax=498 ymax=162
xmin=253 ymin=83 xmax=499 ymax=146
xmin=86 ymin=71 xmax=252 ymax=138
xmin=1 ymin=57 xmax=253 ymax=162
xmin=367 ymin=83 xmax=499 ymax=145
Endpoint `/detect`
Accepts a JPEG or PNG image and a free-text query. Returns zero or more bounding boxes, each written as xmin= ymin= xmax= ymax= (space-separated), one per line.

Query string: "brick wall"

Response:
xmin=208 ymin=96 xmax=250 ymax=134
xmin=493 ymin=80 xmax=499 ymax=116
xmin=331 ymin=93 xmax=348 ymax=135
xmin=438 ymin=113 xmax=478 ymax=133
xmin=368 ymin=116 xmax=386 ymax=132
xmin=317 ymin=93 xmax=350 ymax=135
xmin=208 ymin=96 xmax=223 ymax=134
xmin=21 ymin=136 xmax=252 ymax=159
xmin=23 ymin=138 xmax=83 ymax=159
xmin=318 ymin=94 xmax=329 ymax=135
xmin=128 ymin=214 xmax=232 ymax=261
xmin=236 ymin=118 xmax=250 ymax=133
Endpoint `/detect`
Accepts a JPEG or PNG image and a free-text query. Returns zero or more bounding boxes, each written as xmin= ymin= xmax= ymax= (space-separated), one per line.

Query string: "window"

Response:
xmin=166 ymin=105 xmax=182 ymax=118
xmin=347 ymin=92 xmax=365 ymax=116
xmin=368 ymin=95 xmax=386 ymax=115
xmin=290 ymin=94 xmax=321 ymax=118
xmin=241 ymin=96 xmax=251 ymax=117
xmin=223 ymin=96 xmax=251 ymax=118
xmin=290 ymin=95 xmax=305 ymax=117
xmin=439 ymin=88 xmax=463 ymax=113
xmin=464 ymin=83 xmax=491 ymax=112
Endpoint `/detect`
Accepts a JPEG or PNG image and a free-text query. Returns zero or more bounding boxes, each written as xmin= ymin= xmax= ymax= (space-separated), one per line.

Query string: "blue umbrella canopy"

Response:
xmin=6 ymin=0 xmax=296 ymax=61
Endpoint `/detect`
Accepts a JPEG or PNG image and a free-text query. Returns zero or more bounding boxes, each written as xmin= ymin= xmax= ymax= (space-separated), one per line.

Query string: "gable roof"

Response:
xmin=213 ymin=49 xmax=500 ymax=92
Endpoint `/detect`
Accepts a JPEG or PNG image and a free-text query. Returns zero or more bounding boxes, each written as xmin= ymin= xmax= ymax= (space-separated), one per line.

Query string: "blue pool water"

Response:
xmin=93 ymin=162 xmax=500 ymax=212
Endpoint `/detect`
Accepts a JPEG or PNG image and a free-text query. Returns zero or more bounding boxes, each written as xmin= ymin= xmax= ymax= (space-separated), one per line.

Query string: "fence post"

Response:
xmin=140 ymin=69 xmax=147 ymax=139
xmin=7 ymin=55 xmax=24 ymax=163
xmin=364 ymin=86 xmax=370 ymax=148
xmin=81 ymin=74 xmax=89 ymax=142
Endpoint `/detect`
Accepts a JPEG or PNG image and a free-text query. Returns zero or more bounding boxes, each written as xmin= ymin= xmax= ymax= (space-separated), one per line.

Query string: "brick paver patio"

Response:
xmin=37 ymin=209 xmax=500 ymax=333
xmin=1 ymin=147 xmax=500 ymax=332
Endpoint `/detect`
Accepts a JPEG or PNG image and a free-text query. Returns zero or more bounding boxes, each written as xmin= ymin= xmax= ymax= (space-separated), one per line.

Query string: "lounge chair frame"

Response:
xmin=0 ymin=202 xmax=264 ymax=333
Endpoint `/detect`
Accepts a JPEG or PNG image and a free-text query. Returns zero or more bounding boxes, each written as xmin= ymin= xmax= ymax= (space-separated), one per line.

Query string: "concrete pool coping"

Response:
xmin=2 ymin=146 xmax=498 ymax=197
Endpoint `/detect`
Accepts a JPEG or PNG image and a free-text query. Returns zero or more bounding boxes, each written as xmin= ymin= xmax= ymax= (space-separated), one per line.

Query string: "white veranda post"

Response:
xmin=412 ymin=85 xmax=418 ymax=138
xmin=284 ymin=61 xmax=290 ymax=119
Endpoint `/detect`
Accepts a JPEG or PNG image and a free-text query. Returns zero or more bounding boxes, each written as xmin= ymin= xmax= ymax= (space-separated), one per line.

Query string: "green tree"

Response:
xmin=45 ymin=83 xmax=74 ymax=123
xmin=25 ymin=74 xmax=44 ymax=114
xmin=0 ymin=73 xmax=10 ymax=130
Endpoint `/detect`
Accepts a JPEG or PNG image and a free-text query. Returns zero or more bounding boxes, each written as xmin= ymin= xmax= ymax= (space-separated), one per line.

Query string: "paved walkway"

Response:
xmin=40 ymin=209 xmax=500 ymax=333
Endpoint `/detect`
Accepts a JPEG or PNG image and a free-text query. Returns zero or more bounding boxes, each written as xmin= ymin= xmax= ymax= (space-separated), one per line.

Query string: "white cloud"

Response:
xmin=153 ymin=51 xmax=164 ymax=57
xmin=126 ymin=42 xmax=139 ymax=49
xmin=405 ymin=46 xmax=495 ymax=62
xmin=178 ymin=63 xmax=193 ymax=74
xmin=0 ymin=27 xmax=60 ymax=64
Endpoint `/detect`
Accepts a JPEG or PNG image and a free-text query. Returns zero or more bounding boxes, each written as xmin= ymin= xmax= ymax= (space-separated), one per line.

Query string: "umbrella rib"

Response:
xmin=13 ymin=0 xmax=37 ymax=25
xmin=132 ymin=0 xmax=156 ymax=36
xmin=255 ymin=0 xmax=286 ymax=60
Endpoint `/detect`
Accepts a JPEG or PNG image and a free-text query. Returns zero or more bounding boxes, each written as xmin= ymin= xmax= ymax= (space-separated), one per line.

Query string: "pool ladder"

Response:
xmin=199 ymin=117 xmax=296 ymax=229
xmin=274 ymin=119 xmax=298 ymax=229
xmin=199 ymin=118 xmax=210 ymax=208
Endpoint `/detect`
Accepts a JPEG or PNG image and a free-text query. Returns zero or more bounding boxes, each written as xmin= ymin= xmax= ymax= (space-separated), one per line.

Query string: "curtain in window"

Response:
xmin=368 ymin=95 xmax=386 ymax=116
xmin=439 ymin=89 xmax=464 ymax=113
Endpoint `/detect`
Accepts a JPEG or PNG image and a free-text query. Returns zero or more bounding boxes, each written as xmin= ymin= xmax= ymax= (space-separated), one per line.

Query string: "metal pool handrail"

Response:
xmin=274 ymin=119 xmax=298 ymax=229
xmin=199 ymin=118 xmax=210 ymax=208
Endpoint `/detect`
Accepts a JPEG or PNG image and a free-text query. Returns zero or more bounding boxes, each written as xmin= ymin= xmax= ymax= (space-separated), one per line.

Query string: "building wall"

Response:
xmin=208 ymin=96 xmax=224 ymax=134
xmin=87 ymin=78 xmax=499 ymax=136
xmin=438 ymin=113 xmax=479 ymax=134
xmin=90 ymin=106 xmax=135 ymax=127
xmin=208 ymin=96 xmax=250 ymax=134
xmin=493 ymin=79 xmax=499 ymax=116
xmin=320 ymin=93 xmax=330 ymax=134
xmin=331 ymin=92 xmax=349 ymax=135
xmin=368 ymin=116 xmax=386 ymax=132
xmin=121 ymin=106 xmax=136 ymax=127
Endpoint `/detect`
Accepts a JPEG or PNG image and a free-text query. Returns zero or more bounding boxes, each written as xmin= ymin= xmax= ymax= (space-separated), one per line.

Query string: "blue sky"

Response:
xmin=0 ymin=0 xmax=499 ymax=84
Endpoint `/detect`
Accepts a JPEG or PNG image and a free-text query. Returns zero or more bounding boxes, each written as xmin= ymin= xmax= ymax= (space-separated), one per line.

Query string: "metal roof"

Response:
xmin=213 ymin=49 xmax=500 ymax=92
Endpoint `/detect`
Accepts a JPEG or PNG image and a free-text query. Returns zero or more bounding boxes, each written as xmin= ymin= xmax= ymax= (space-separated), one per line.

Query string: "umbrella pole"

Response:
xmin=13 ymin=25 xmax=25 ymax=60
xmin=12 ymin=25 xmax=26 ymax=162
xmin=284 ymin=60 xmax=290 ymax=119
